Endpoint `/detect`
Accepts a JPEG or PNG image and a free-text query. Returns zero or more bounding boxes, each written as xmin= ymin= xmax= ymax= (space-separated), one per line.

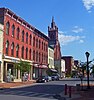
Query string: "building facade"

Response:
xmin=0 ymin=24 xmax=4 ymax=82
xmin=48 ymin=46 xmax=54 ymax=69
xmin=61 ymin=56 xmax=74 ymax=76
xmin=61 ymin=59 xmax=65 ymax=78
xmin=0 ymin=8 xmax=48 ymax=82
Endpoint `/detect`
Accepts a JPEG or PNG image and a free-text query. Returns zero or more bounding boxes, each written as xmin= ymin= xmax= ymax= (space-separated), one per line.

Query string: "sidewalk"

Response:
xmin=60 ymin=84 xmax=94 ymax=100
xmin=0 ymin=80 xmax=36 ymax=88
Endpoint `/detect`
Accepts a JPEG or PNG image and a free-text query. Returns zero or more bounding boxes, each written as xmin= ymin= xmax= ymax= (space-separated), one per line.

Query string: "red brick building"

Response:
xmin=0 ymin=8 xmax=49 ymax=82
xmin=61 ymin=56 xmax=74 ymax=76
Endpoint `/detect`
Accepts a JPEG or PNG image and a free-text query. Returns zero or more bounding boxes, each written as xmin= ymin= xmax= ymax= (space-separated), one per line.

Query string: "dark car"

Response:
xmin=51 ymin=74 xmax=60 ymax=81
xmin=36 ymin=76 xmax=48 ymax=83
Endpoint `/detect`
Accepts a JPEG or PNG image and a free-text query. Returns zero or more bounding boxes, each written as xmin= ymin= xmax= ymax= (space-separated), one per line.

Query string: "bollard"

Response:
xmin=64 ymin=84 xmax=67 ymax=95
xmin=69 ymin=86 xmax=71 ymax=98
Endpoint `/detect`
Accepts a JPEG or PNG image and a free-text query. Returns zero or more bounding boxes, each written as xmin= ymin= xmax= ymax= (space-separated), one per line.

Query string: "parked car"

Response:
xmin=36 ymin=76 xmax=48 ymax=83
xmin=45 ymin=76 xmax=52 ymax=81
xmin=51 ymin=74 xmax=60 ymax=81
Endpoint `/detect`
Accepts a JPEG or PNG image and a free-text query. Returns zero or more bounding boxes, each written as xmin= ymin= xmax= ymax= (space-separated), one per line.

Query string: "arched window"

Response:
xmin=22 ymin=30 xmax=24 ymax=42
xmin=26 ymin=32 xmax=28 ymax=44
xmin=29 ymin=34 xmax=32 ymax=45
xmin=26 ymin=47 xmax=28 ymax=59
xmin=11 ymin=42 xmax=14 ymax=56
xmin=36 ymin=39 xmax=38 ymax=48
xmin=44 ymin=43 xmax=45 ymax=51
xmin=42 ymin=42 xmax=43 ymax=50
xmin=21 ymin=46 xmax=24 ymax=58
xmin=33 ymin=50 xmax=35 ymax=61
xmin=29 ymin=49 xmax=31 ymax=60
xmin=16 ymin=44 xmax=19 ymax=57
xmin=12 ymin=24 xmax=15 ymax=37
xmin=6 ymin=40 xmax=9 ymax=55
xmin=39 ymin=53 xmax=40 ymax=62
xmin=42 ymin=53 xmax=43 ymax=62
xmin=36 ymin=51 xmax=38 ymax=62
xmin=16 ymin=27 xmax=20 ymax=40
xmin=39 ymin=40 xmax=41 ymax=49
xmin=6 ymin=22 xmax=10 ymax=35
xmin=33 ymin=37 xmax=35 ymax=46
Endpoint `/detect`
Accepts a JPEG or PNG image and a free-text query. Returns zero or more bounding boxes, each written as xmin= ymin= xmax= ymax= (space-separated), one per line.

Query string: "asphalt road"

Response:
xmin=0 ymin=78 xmax=94 ymax=100
xmin=0 ymin=81 xmax=65 ymax=100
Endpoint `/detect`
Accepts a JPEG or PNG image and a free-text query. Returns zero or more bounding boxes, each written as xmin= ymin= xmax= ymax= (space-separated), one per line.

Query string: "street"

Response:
xmin=0 ymin=78 xmax=94 ymax=100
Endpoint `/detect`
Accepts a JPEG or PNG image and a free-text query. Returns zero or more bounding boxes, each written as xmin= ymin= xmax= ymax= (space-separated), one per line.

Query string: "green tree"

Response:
xmin=14 ymin=59 xmax=31 ymax=77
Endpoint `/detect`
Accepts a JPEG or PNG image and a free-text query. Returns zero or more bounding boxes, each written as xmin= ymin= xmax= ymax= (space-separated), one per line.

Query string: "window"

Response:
xmin=39 ymin=53 xmax=40 ymax=62
xmin=16 ymin=44 xmax=19 ymax=57
xmin=22 ymin=30 xmax=24 ymax=42
xmin=29 ymin=34 xmax=32 ymax=45
xmin=42 ymin=42 xmax=43 ymax=50
xmin=29 ymin=49 xmax=31 ymax=60
xmin=46 ymin=44 xmax=48 ymax=52
xmin=39 ymin=40 xmax=41 ymax=49
xmin=12 ymin=24 xmax=15 ymax=37
xmin=42 ymin=53 xmax=43 ymax=62
xmin=44 ymin=43 xmax=45 ymax=51
xmin=21 ymin=46 xmax=24 ymax=58
xmin=26 ymin=32 xmax=28 ymax=44
xmin=6 ymin=22 xmax=10 ymax=35
xmin=26 ymin=48 xmax=28 ymax=59
xmin=36 ymin=39 xmax=38 ymax=48
xmin=11 ymin=42 xmax=14 ymax=56
xmin=33 ymin=37 xmax=35 ymax=46
xmin=33 ymin=50 xmax=35 ymax=61
xmin=6 ymin=40 xmax=9 ymax=55
xmin=16 ymin=27 xmax=20 ymax=40
xmin=36 ymin=51 xmax=38 ymax=62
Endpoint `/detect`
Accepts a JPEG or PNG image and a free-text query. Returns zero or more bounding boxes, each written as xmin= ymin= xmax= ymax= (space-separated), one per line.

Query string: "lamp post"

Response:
xmin=85 ymin=52 xmax=90 ymax=89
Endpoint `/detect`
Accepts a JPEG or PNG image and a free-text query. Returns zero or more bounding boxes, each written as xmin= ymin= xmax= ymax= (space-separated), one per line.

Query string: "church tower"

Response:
xmin=48 ymin=17 xmax=61 ymax=60
xmin=48 ymin=17 xmax=58 ymax=47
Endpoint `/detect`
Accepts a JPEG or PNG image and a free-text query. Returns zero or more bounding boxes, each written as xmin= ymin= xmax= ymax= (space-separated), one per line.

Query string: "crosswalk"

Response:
xmin=0 ymin=89 xmax=55 ymax=99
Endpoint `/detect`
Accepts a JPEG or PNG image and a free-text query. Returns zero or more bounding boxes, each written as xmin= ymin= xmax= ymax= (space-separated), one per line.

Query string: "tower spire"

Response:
xmin=52 ymin=16 xmax=54 ymax=23
xmin=51 ymin=16 xmax=55 ymax=28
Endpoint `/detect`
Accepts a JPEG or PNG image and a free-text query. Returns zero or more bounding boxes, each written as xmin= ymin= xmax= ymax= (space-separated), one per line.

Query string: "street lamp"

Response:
xmin=85 ymin=52 xmax=90 ymax=89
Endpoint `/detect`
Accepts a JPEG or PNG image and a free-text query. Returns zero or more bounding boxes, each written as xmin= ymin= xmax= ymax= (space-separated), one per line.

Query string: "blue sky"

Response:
xmin=0 ymin=0 xmax=94 ymax=62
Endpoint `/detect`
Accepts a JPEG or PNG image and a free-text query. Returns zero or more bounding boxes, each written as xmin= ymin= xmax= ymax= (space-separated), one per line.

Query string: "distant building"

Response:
xmin=61 ymin=58 xmax=65 ymax=78
xmin=61 ymin=56 xmax=74 ymax=76
xmin=48 ymin=46 xmax=54 ymax=69
xmin=0 ymin=24 xmax=3 ymax=81
xmin=48 ymin=17 xmax=61 ymax=75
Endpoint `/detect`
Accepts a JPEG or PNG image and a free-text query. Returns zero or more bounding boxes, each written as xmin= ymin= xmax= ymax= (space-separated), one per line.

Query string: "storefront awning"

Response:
xmin=50 ymin=68 xmax=57 ymax=72
xmin=33 ymin=64 xmax=48 ymax=69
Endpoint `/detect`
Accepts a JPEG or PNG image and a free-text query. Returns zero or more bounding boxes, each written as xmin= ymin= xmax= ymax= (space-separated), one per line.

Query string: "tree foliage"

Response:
xmin=14 ymin=59 xmax=31 ymax=75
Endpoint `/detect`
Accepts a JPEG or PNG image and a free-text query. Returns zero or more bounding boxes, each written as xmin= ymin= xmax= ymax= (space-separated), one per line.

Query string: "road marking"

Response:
xmin=0 ymin=90 xmax=55 ymax=99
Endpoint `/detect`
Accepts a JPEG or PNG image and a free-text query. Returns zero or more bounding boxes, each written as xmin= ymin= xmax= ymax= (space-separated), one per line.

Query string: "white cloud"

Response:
xmin=72 ymin=26 xmax=84 ymax=33
xmin=79 ymin=40 xmax=84 ymax=43
xmin=58 ymin=31 xmax=85 ymax=45
xmin=82 ymin=0 xmax=94 ymax=11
